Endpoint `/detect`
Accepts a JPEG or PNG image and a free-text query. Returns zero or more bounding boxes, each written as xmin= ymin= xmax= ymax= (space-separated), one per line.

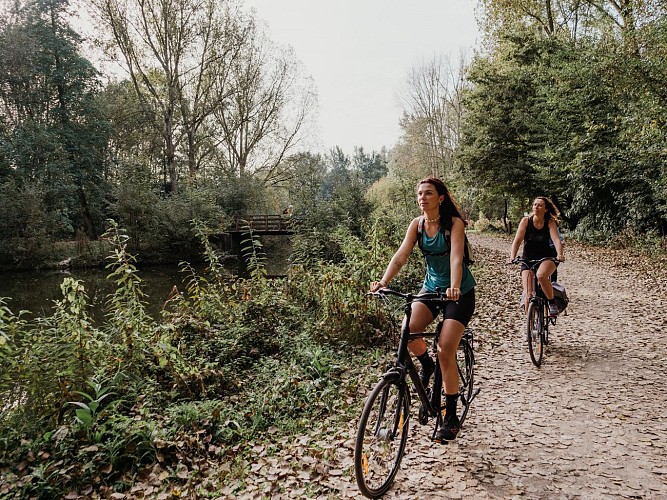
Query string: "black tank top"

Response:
xmin=522 ymin=216 xmax=556 ymax=260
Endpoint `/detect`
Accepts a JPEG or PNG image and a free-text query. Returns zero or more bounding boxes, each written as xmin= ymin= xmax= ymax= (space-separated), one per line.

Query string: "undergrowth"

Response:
xmin=0 ymin=217 xmax=399 ymax=498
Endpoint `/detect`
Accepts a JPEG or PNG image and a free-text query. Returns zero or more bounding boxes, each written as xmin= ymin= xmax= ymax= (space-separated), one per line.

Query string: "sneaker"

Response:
xmin=434 ymin=414 xmax=460 ymax=443
xmin=548 ymin=302 xmax=559 ymax=317
xmin=419 ymin=358 xmax=434 ymax=390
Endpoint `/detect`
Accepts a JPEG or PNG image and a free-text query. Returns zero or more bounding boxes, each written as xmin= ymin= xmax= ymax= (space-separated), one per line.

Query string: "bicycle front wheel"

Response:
xmin=527 ymin=301 xmax=544 ymax=367
xmin=354 ymin=376 xmax=410 ymax=498
xmin=456 ymin=335 xmax=475 ymax=424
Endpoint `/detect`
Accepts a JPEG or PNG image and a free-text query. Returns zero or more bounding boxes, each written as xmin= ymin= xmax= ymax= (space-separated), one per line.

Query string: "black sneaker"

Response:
xmin=434 ymin=414 xmax=460 ymax=443
xmin=419 ymin=358 xmax=434 ymax=390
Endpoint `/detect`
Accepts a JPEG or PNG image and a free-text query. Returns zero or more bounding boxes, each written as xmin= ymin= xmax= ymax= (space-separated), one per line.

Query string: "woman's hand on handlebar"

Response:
xmin=369 ymin=279 xmax=387 ymax=293
xmin=446 ymin=287 xmax=461 ymax=300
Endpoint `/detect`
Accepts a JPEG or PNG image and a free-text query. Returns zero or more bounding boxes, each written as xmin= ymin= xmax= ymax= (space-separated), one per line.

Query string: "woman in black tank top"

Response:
xmin=507 ymin=197 xmax=565 ymax=315
xmin=523 ymin=216 xmax=557 ymax=261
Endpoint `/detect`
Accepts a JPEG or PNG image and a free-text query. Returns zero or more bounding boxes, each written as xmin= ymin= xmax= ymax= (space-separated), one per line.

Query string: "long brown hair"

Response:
xmin=418 ymin=176 xmax=466 ymax=230
xmin=534 ymin=196 xmax=560 ymax=224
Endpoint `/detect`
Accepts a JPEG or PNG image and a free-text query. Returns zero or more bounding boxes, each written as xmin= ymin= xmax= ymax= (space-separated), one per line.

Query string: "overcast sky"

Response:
xmin=244 ymin=0 xmax=480 ymax=155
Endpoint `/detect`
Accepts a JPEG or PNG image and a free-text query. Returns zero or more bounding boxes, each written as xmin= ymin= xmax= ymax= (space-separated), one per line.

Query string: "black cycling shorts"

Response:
xmin=416 ymin=287 xmax=476 ymax=327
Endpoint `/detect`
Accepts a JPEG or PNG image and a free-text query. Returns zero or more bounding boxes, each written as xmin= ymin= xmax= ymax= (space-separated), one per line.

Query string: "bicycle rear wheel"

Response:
xmin=354 ymin=376 xmax=410 ymax=498
xmin=527 ymin=301 xmax=544 ymax=367
xmin=456 ymin=333 xmax=475 ymax=424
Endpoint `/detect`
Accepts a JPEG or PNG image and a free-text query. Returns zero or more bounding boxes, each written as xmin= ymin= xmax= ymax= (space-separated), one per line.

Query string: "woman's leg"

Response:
xmin=434 ymin=318 xmax=466 ymax=442
xmin=405 ymin=301 xmax=434 ymax=356
xmin=521 ymin=269 xmax=533 ymax=311
xmin=536 ymin=261 xmax=557 ymax=300
xmin=437 ymin=319 xmax=466 ymax=395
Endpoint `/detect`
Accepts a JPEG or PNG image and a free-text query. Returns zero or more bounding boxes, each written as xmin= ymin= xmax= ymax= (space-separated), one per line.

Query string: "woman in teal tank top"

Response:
xmin=370 ymin=176 xmax=476 ymax=443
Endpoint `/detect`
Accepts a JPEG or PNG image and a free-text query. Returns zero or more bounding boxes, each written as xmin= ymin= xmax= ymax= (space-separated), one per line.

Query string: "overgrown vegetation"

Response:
xmin=0 ymin=210 xmax=408 ymax=497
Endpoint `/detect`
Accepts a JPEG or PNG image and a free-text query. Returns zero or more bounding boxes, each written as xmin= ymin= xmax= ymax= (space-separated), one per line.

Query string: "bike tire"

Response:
xmin=527 ymin=301 xmax=544 ymax=367
xmin=354 ymin=376 xmax=410 ymax=498
xmin=456 ymin=335 xmax=475 ymax=424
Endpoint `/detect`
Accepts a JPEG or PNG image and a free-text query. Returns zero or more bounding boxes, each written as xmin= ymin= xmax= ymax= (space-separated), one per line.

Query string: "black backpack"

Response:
xmin=416 ymin=216 xmax=474 ymax=266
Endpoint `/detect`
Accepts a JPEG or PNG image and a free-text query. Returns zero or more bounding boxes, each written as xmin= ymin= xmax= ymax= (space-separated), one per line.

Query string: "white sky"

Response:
xmin=244 ymin=0 xmax=480 ymax=155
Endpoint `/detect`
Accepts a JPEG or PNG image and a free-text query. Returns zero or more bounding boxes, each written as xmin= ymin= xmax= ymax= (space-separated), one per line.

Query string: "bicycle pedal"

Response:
xmin=431 ymin=437 xmax=449 ymax=445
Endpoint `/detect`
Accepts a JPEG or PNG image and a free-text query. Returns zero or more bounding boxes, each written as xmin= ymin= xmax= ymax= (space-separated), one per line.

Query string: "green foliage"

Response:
xmin=69 ymin=376 xmax=116 ymax=431
xmin=240 ymin=226 xmax=267 ymax=282
xmin=0 ymin=277 xmax=107 ymax=438
xmin=0 ymin=0 xmax=111 ymax=242
xmin=0 ymin=199 xmax=423 ymax=497
xmin=103 ymin=220 xmax=154 ymax=360
xmin=290 ymin=222 xmax=413 ymax=346
xmin=0 ymin=298 xmax=27 ymax=392
xmin=0 ymin=179 xmax=64 ymax=266
xmin=457 ymin=26 xmax=667 ymax=238
xmin=110 ymin=175 xmax=227 ymax=262
xmin=352 ymin=146 xmax=388 ymax=188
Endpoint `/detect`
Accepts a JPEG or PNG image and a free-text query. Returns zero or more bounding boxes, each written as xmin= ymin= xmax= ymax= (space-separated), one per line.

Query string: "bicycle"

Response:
xmin=511 ymin=257 xmax=561 ymax=367
xmin=354 ymin=288 xmax=479 ymax=498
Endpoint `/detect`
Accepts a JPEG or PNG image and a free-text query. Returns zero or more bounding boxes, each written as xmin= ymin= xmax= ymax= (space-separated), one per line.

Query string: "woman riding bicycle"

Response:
xmin=369 ymin=176 xmax=476 ymax=442
xmin=507 ymin=196 xmax=565 ymax=317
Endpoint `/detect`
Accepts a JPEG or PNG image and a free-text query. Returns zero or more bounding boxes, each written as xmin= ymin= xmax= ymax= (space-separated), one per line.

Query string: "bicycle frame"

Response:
xmin=385 ymin=290 xmax=443 ymax=421
xmin=374 ymin=289 xmax=477 ymax=429
xmin=522 ymin=257 xmax=559 ymax=325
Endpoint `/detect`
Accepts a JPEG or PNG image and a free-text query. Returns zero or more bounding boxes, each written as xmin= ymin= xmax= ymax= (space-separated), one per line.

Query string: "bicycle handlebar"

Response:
xmin=368 ymin=288 xmax=451 ymax=302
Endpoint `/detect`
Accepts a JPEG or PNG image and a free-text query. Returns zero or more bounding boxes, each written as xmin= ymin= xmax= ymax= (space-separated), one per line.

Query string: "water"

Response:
xmin=0 ymin=238 xmax=291 ymax=323
xmin=0 ymin=265 xmax=204 ymax=323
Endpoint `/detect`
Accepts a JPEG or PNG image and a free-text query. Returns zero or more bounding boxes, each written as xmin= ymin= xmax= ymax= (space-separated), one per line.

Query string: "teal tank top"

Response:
xmin=421 ymin=229 xmax=476 ymax=293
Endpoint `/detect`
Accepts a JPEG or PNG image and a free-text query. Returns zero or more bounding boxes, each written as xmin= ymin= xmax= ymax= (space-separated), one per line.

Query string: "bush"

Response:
xmin=0 ymin=180 xmax=63 ymax=267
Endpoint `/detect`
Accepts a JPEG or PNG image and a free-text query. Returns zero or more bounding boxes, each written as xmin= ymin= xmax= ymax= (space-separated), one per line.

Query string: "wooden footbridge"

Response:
xmin=228 ymin=214 xmax=301 ymax=235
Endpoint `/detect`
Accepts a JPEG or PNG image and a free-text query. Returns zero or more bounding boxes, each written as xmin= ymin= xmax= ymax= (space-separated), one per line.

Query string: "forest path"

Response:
xmin=234 ymin=233 xmax=667 ymax=499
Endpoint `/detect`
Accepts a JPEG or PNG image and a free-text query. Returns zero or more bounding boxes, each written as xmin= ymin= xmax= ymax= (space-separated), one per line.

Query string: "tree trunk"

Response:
xmin=78 ymin=187 xmax=98 ymax=240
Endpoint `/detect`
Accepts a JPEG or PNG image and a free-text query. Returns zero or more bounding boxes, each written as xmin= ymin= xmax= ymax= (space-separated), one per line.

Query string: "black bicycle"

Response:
xmin=354 ymin=288 xmax=479 ymax=498
xmin=512 ymin=257 xmax=561 ymax=367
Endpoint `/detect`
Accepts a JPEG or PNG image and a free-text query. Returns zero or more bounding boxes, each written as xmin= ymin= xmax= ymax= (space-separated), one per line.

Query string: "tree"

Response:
xmin=283 ymin=151 xmax=326 ymax=214
xmin=459 ymin=2 xmax=667 ymax=236
xmin=212 ymin=22 xmax=316 ymax=184
xmin=352 ymin=146 xmax=387 ymax=188
xmin=0 ymin=0 xmax=110 ymax=240
xmin=397 ymin=54 xmax=469 ymax=182
xmin=93 ymin=0 xmax=252 ymax=193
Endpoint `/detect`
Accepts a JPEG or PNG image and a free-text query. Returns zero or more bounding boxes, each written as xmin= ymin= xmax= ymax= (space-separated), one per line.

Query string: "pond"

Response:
xmin=0 ymin=265 xmax=204 ymax=322
xmin=0 ymin=237 xmax=292 ymax=323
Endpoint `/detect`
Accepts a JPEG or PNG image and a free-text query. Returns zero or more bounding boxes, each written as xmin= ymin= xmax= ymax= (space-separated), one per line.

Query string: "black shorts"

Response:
xmin=520 ymin=259 xmax=560 ymax=272
xmin=417 ymin=287 xmax=476 ymax=327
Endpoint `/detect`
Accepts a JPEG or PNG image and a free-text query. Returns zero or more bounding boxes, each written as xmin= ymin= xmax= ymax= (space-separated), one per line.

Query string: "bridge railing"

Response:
xmin=231 ymin=215 xmax=299 ymax=233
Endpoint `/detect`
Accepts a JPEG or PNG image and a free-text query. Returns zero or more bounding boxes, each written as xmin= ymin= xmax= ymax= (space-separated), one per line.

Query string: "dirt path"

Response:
xmin=233 ymin=234 xmax=667 ymax=499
